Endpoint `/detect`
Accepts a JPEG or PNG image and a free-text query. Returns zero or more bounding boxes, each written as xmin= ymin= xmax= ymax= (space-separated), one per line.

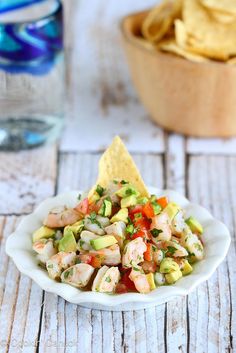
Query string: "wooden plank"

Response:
xmin=38 ymin=152 xmax=164 ymax=353
xmin=165 ymin=134 xmax=188 ymax=353
xmin=187 ymin=137 xmax=236 ymax=155
xmin=187 ymin=156 xmax=234 ymax=352
xmin=60 ymin=0 xmax=165 ymax=153
xmin=0 ymin=145 xmax=57 ymax=215
xmin=0 ymin=217 xmax=43 ymax=353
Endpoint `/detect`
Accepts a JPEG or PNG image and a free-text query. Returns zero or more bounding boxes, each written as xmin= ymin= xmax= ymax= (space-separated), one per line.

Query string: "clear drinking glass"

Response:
xmin=0 ymin=0 xmax=64 ymax=150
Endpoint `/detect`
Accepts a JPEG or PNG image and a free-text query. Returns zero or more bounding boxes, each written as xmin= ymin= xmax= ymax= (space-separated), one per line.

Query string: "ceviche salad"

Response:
xmin=32 ymin=137 xmax=204 ymax=294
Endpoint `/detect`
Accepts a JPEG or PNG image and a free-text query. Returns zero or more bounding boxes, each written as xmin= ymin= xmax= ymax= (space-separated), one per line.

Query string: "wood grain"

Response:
xmin=0 ymin=145 xmax=57 ymax=215
xmin=187 ymin=156 xmax=234 ymax=353
xmin=0 ymin=217 xmax=43 ymax=353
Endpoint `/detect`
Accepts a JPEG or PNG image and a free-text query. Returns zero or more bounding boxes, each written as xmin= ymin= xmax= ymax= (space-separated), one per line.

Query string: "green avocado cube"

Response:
xmin=32 ymin=226 xmax=55 ymax=242
xmin=164 ymin=202 xmax=180 ymax=221
xmin=116 ymin=185 xmax=140 ymax=198
xmin=181 ymin=259 xmax=193 ymax=275
xmin=136 ymin=197 xmax=148 ymax=205
xmin=160 ymin=257 xmax=180 ymax=274
xmin=110 ymin=208 xmax=128 ymax=223
xmin=98 ymin=199 xmax=112 ymax=217
xmin=185 ymin=216 xmax=203 ymax=235
xmin=121 ymin=195 xmax=137 ymax=208
xmin=58 ymin=229 xmax=77 ymax=252
xmin=64 ymin=220 xmax=84 ymax=239
xmin=90 ymin=235 xmax=118 ymax=250
xmin=165 ymin=269 xmax=183 ymax=284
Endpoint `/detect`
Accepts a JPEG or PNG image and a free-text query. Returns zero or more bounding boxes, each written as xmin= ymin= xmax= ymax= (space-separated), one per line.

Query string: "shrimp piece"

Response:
xmin=165 ymin=240 xmax=188 ymax=257
xmin=92 ymin=266 xmax=120 ymax=293
xmin=96 ymin=216 xmax=110 ymax=228
xmin=61 ymin=263 xmax=94 ymax=288
xmin=77 ymin=230 xmax=101 ymax=251
xmin=33 ymin=239 xmax=57 ymax=264
xmin=122 ymin=238 xmax=147 ymax=268
xmin=105 ymin=221 xmax=126 ymax=247
xmin=46 ymin=251 xmax=77 ymax=280
xmin=150 ymin=212 xmax=171 ymax=242
xmin=153 ymin=249 xmax=164 ymax=265
xmin=84 ymin=216 xmax=105 ymax=235
xmin=44 ymin=206 xmax=80 ymax=228
xmin=171 ymin=211 xmax=186 ymax=237
xmin=89 ymin=243 xmax=121 ymax=266
xmin=129 ymin=267 xmax=151 ymax=294
xmin=180 ymin=226 xmax=204 ymax=261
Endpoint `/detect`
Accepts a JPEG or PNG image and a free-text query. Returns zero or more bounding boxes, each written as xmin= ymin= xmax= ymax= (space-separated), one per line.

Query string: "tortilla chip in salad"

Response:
xmin=89 ymin=136 xmax=150 ymax=198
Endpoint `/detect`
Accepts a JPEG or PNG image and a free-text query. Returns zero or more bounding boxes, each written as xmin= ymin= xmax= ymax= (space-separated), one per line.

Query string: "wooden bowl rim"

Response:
xmin=120 ymin=10 xmax=235 ymax=70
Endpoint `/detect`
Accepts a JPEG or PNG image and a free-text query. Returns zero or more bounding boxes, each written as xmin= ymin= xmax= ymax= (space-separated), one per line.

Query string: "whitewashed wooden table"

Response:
xmin=0 ymin=1 xmax=235 ymax=352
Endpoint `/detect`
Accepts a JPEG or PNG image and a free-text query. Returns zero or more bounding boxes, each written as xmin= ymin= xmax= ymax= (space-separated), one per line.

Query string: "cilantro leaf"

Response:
xmin=150 ymin=228 xmax=163 ymax=237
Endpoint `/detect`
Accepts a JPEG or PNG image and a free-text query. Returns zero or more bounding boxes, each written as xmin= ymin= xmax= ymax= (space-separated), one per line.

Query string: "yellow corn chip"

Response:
xmin=158 ymin=39 xmax=209 ymax=63
xmin=200 ymin=0 xmax=236 ymax=16
xmin=89 ymin=136 xmax=150 ymax=198
xmin=142 ymin=0 xmax=182 ymax=43
xmin=182 ymin=0 xmax=236 ymax=60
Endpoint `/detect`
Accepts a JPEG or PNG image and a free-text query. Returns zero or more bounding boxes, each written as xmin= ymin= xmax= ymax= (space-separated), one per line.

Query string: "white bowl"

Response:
xmin=5 ymin=187 xmax=231 ymax=311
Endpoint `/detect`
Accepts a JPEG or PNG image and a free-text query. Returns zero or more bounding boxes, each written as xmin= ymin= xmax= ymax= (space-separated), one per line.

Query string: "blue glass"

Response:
xmin=0 ymin=0 xmax=64 ymax=150
xmin=0 ymin=0 xmax=63 ymax=75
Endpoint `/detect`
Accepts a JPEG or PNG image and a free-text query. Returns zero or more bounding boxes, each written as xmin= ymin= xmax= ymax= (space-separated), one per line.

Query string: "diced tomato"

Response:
xmin=115 ymin=283 xmax=128 ymax=294
xmin=88 ymin=202 xmax=100 ymax=213
xmin=134 ymin=216 xmax=151 ymax=231
xmin=141 ymin=260 xmax=157 ymax=273
xmin=90 ymin=255 xmax=103 ymax=268
xmin=121 ymin=270 xmax=137 ymax=291
xmin=75 ymin=197 xmax=89 ymax=214
xmin=131 ymin=229 xmax=147 ymax=240
xmin=144 ymin=243 xmax=153 ymax=261
xmin=78 ymin=254 xmax=92 ymax=264
xmin=142 ymin=202 xmax=155 ymax=218
xmin=157 ymin=196 xmax=168 ymax=209
xmin=129 ymin=205 xmax=144 ymax=217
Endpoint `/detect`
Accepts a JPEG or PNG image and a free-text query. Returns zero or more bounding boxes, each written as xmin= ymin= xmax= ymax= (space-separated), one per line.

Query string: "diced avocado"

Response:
xmin=146 ymin=273 xmax=156 ymax=290
xmin=151 ymin=202 xmax=162 ymax=215
xmin=154 ymin=272 xmax=165 ymax=286
xmin=164 ymin=202 xmax=180 ymax=221
xmin=165 ymin=269 xmax=182 ymax=284
xmin=185 ymin=216 xmax=203 ymax=235
xmin=90 ymin=235 xmax=118 ymax=250
xmin=121 ymin=195 xmax=137 ymax=208
xmin=64 ymin=220 xmax=84 ymax=239
xmin=150 ymin=195 xmax=157 ymax=202
xmin=137 ymin=197 xmax=148 ymax=205
xmin=32 ymin=226 xmax=55 ymax=242
xmin=58 ymin=229 xmax=77 ymax=252
xmin=160 ymin=257 xmax=180 ymax=274
xmin=90 ymin=193 xmax=100 ymax=204
xmin=181 ymin=259 xmax=193 ymax=276
xmin=116 ymin=185 xmax=140 ymax=198
xmin=110 ymin=208 xmax=128 ymax=223
xmin=98 ymin=199 xmax=112 ymax=217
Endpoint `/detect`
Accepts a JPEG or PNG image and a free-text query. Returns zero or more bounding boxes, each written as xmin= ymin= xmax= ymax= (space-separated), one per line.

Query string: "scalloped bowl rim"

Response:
xmin=5 ymin=187 xmax=231 ymax=311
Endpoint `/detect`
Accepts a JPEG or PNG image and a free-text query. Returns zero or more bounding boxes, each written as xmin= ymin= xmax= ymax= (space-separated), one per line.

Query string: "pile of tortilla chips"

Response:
xmin=141 ymin=0 xmax=236 ymax=64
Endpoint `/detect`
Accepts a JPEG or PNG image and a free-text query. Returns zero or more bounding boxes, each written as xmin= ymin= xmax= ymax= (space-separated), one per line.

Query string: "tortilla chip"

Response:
xmin=158 ymin=39 xmax=209 ymax=63
xmin=89 ymin=136 xmax=150 ymax=198
xmin=142 ymin=0 xmax=182 ymax=43
xmin=200 ymin=0 xmax=236 ymax=16
xmin=182 ymin=0 xmax=236 ymax=60
xmin=209 ymin=9 xmax=236 ymax=24
xmin=227 ymin=57 xmax=236 ymax=65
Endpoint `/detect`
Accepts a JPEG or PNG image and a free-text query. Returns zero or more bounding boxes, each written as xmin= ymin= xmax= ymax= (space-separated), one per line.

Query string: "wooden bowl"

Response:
xmin=121 ymin=11 xmax=236 ymax=137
